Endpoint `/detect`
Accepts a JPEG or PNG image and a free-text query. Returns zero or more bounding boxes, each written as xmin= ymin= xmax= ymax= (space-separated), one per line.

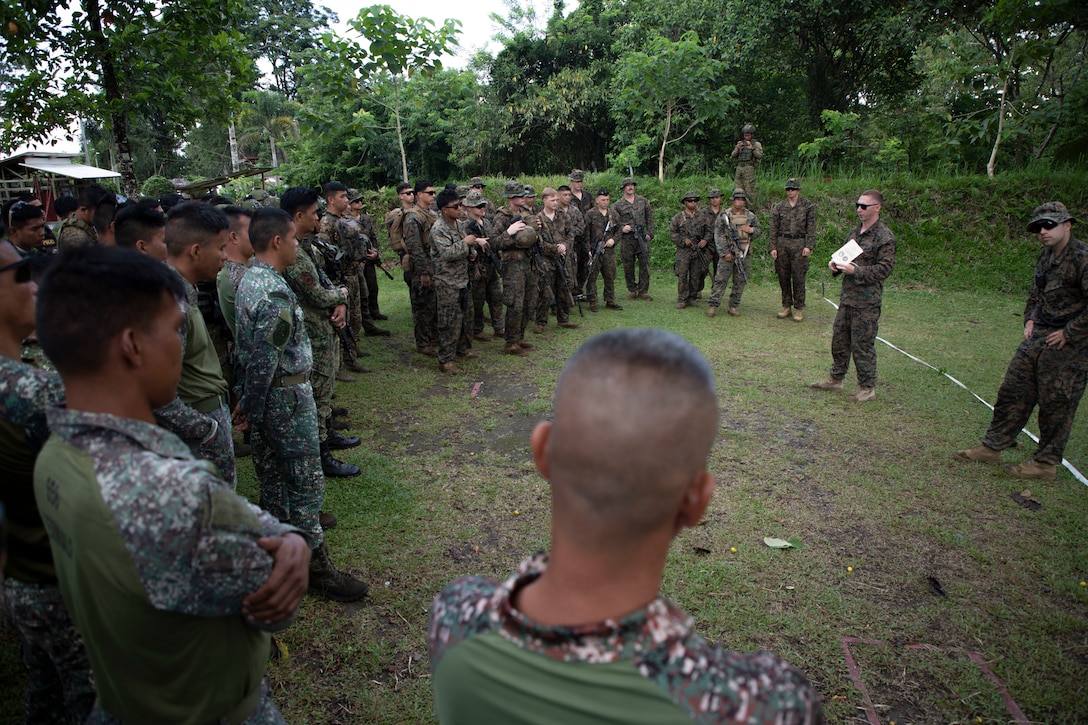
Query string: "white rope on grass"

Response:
xmin=822 ymin=297 xmax=1088 ymax=487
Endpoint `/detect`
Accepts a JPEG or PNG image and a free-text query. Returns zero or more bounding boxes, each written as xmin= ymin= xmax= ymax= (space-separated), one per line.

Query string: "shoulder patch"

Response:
xmin=271 ymin=308 xmax=293 ymax=348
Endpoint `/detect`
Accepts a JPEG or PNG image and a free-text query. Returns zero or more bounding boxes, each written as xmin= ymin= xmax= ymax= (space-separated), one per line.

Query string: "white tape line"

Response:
xmin=822 ymin=297 xmax=1088 ymax=487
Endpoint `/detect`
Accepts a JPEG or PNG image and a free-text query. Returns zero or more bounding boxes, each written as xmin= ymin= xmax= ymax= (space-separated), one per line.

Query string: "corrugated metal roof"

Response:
xmin=20 ymin=159 xmax=120 ymax=179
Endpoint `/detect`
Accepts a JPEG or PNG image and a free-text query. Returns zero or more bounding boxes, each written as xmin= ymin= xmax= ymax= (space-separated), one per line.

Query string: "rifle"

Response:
xmin=633 ymin=223 xmax=649 ymax=260
xmin=586 ymin=219 xmax=610 ymax=281
xmin=466 ymin=219 xmax=503 ymax=274
xmin=361 ymin=234 xmax=395 ymax=281
xmin=312 ymin=236 xmax=346 ymax=285
xmin=726 ymin=223 xmax=749 ymax=284
xmin=537 ymin=218 xmax=581 ymax=315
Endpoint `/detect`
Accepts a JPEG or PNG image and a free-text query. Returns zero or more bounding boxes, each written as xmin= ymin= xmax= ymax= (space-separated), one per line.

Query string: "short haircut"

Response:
xmin=206 ymin=194 xmax=233 ymax=207
xmin=323 ymin=182 xmax=348 ymax=198
xmin=860 ymin=189 xmax=883 ymax=204
xmin=557 ymin=184 xmax=571 ymax=192
xmin=435 ymin=189 xmax=460 ymax=210
xmin=114 ymin=203 xmax=166 ymax=249
xmin=280 ymin=187 xmax=321 ymax=218
xmin=54 ymin=195 xmax=78 ymax=218
xmin=396 ymin=182 xmax=412 ymax=194
xmin=92 ymin=197 xmax=117 ymax=234
xmin=248 ymin=207 xmax=293 ymax=253
xmin=160 ymin=193 xmax=185 ymax=213
xmin=444 ymin=182 xmax=458 ymax=191
xmin=223 ymin=205 xmax=253 ymax=235
xmin=165 ymin=201 xmax=229 ymax=257
xmin=36 ymin=246 xmax=185 ymax=376
xmin=7 ymin=200 xmax=45 ymax=228
xmin=77 ymin=184 xmax=109 ymax=209
xmin=413 ymin=179 xmax=434 ymax=194
xmin=136 ymin=198 xmax=163 ymax=212
xmin=596 ymin=189 xmax=610 ymax=198
xmin=540 ymin=187 xmax=557 ymax=200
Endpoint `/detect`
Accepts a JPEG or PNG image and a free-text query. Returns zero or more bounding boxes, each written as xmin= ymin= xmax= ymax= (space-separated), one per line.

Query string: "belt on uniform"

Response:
xmin=191 ymin=393 xmax=227 ymax=414
xmin=781 ymin=234 xmax=805 ymax=239
xmin=501 ymin=249 xmax=528 ymax=261
xmin=271 ymin=373 xmax=308 ymax=388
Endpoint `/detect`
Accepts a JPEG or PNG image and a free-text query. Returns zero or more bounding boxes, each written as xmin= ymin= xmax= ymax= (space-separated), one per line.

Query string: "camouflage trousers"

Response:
xmin=982 ymin=331 xmax=1088 ymax=465
xmin=536 ymin=259 xmax=572 ymax=325
xmin=2 ymin=578 xmax=95 ymax=725
xmin=88 ymin=680 xmax=284 ymax=724
xmin=675 ymin=247 xmax=710 ymax=303
xmin=191 ymin=401 xmax=236 ymax=490
xmin=709 ymin=255 xmax=750 ymax=309
xmin=620 ymin=236 xmax=651 ymax=295
xmin=586 ymin=247 xmax=618 ymax=304
xmin=343 ymin=263 xmax=364 ymax=337
xmin=829 ymin=304 xmax=882 ymax=388
xmin=575 ymin=238 xmax=590 ymax=294
xmin=309 ymin=325 xmax=335 ymax=444
xmin=775 ymin=241 xmax=810 ymax=309
xmin=361 ymin=261 xmax=381 ymax=318
xmin=472 ymin=262 xmax=504 ymax=335
xmin=501 ymin=255 xmax=537 ymax=344
xmin=409 ymin=277 xmax=438 ymax=349
xmin=734 ymin=164 xmax=756 ymax=198
xmin=435 ymin=282 xmax=473 ymax=363
xmin=252 ymin=383 xmax=324 ymax=548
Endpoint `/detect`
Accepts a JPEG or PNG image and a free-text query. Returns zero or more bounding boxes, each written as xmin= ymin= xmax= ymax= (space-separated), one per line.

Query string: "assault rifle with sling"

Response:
xmin=466 ymin=219 xmax=503 ymax=274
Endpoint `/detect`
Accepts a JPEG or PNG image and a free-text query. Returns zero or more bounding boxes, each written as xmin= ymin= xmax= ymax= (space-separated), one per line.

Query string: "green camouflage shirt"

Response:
xmin=1025 ymin=236 xmax=1088 ymax=345
xmin=428 ymin=216 xmax=472 ymax=288
xmin=838 ymin=220 xmax=896 ymax=308
xmin=284 ymin=236 xmax=347 ymax=341
xmin=612 ymin=195 xmax=654 ymax=240
xmin=769 ymin=198 xmax=817 ymax=252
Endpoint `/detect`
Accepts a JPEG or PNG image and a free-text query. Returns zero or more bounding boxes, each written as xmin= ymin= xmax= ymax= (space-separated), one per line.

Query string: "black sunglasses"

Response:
xmin=1032 ymin=219 xmax=1059 ymax=231
xmin=0 ymin=255 xmax=32 ymax=284
xmin=400 ymin=190 xmax=415 ymax=196
xmin=856 ymin=202 xmax=877 ymax=210
xmin=444 ymin=202 xmax=462 ymax=210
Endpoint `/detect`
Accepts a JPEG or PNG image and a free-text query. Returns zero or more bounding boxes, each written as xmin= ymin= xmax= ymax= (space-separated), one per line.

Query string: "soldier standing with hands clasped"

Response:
xmin=770 ymin=178 xmax=817 ymax=322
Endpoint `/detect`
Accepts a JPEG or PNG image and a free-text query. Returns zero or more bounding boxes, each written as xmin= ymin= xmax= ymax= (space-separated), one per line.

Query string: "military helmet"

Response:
xmin=707 ymin=188 xmax=723 ymax=198
xmin=240 ymin=198 xmax=262 ymax=211
xmin=503 ymin=180 xmax=526 ymax=198
xmin=732 ymin=188 xmax=747 ymax=200
xmin=246 ymin=189 xmax=270 ymax=202
xmin=513 ymin=226 xmax=538 ymax=248
xmin=1027 ymin=201 xmax=1075 ymax=232
xmin=742 ymin=124 xmax=756 ymax=135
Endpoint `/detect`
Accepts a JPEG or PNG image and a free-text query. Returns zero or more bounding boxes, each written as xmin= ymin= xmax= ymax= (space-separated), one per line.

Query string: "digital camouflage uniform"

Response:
xmin=466 ymin=209 xmax=504 ymax=337
xmin=669 ymin=205 xmax=711 ymax=305
xmin=429 ymin=216 xmax=475 ymax=363
xmin=584 ymin=206 xmax=621 ymax=306
xmin=732 ymin=139 xmax=763 ymax=199
xmin=153 ymin=268 xmax=235 ymax=489
xmin=695 ymin=199 xmax=725 ymax=294
xmin=535 ymin=209 xmax=575 ymax=326
xmin=0 ymin=357 xmax=95 ymax=725
xmin=236 ymin=260 xmax=324 ymax=549
xmin=404 ymin=206 xmax=439 ymax=350
xmin=563 ymin=202 xmax=587 ymax=294
xmin=710 ymin=208 xmax=761 ymax=311
xmin=55 ymin=217 xmax=96 ymax=252
xmin=770 ymin=196 xmax=817 ymax=310
xmin=321 ymin=211 xmax=366 ymax=338
xmin=612 ymin=192 xmax=654 ymax=296
xmin=217 ymin=259 xmax=249 ymax=341
xmin=827 ymin=220 xmax=896 ymax=388
xmin=284 ymin=236 xmax=347 ymax=445
xmin=981 ymin=233 xmax=1088 ymax=464
xmin=569 ymin=182 xmax=595 ymax=292
xmin=35 ymin=407 xmax=295 ymax=724
xmin=356 ymin=211 xmax=384 ymax=318
xmin=428 ymin=553 xmax=825 ymax=724
xmin=494 ymin=203 xmax=539 ymax=345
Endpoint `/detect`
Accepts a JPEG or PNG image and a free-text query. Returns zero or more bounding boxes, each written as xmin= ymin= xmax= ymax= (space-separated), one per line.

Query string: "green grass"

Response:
xmin=4 ymin=192 xmax=1088 ymax=722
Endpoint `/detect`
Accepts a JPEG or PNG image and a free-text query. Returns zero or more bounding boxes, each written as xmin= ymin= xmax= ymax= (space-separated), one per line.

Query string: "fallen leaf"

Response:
xmin=692 ymin=546 xmax=711 ymax=556
xmin=764 ymin=537 xmax=794 ymax=549
xmin=927 ymin=576 xmax=949 ymax=599
xmin=1011 ymin=491 xmax=1042 ymax=511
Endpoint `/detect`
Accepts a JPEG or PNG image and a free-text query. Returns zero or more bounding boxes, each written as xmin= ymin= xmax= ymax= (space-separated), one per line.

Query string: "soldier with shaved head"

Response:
xmin=428 ymin=328 xmax=825 ymax=725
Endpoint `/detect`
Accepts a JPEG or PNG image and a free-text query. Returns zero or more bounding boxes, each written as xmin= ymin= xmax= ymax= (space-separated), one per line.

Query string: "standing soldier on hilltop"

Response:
xmin=731 ymin=124 xmax=763 ymax=200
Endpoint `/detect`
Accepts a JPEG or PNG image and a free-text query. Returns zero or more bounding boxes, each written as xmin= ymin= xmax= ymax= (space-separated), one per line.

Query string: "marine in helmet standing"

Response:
xmin=493 ymin=181 xmax=538 ymax=356
xmin=731 ymin=124 xmax=763 ymax=201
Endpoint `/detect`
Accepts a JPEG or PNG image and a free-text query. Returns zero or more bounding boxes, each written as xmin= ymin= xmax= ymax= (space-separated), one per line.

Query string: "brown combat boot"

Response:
xmin=605 ymin=302 xmax=624 ymax=310
xmin=777 ymin=306 xmax=791 ymax=318
xmin=473 ymin=332 xmax=491 ymax=342
xmin=810 ymin=377 xmax=844 ymax=391
xmin=589 ymin=301 xmax=599 ymax=312
xmin=558 ymin=321 xmax=580 ymax=329
xmin=504 ymin=342 xmax=528 ymax=356
xmin=517 ymin=339 xmax=534 ymax=349
xmin=438 ymin=361 xmax=458 ymax=374
xmin=727 ymin=306 xmax=739 ymax=316
xmin=1005 ymin=460 xmax=1057 ymax=480
xmin=706 ymin=306 xmax=717 ymax=317
xmin=793 ymin=309 xmax=804 ymax=322
xmin=848 ymin=387 xmax=876 ymax=403
xmin=953 ymin=444 xmax=1002 ymax=463
xmin=319 ymin=511 xmax=338 ymax=530
xmin=637 ymin=293 xmax=653 ymax=301
xmin=308 ymin=543 xmax=368 ymax=602
xmin=416 ymin=345 xmax=437 ymax=357
xmin=676 ymin=301 xmax=688 ymax=309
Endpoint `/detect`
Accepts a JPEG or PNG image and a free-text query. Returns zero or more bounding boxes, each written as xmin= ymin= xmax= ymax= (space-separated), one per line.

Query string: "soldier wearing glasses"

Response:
xmin=956 ymin=202 xmax=1088 ymax=480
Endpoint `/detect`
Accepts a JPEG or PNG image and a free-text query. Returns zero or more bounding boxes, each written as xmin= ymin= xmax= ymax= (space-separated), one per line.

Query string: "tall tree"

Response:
xmin=240 ymin=0 xmax=338 ymax=100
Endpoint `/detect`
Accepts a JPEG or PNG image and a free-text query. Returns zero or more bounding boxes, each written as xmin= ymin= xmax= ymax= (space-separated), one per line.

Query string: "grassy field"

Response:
xmin=3 ymin=216 xmax=1088 ymax=722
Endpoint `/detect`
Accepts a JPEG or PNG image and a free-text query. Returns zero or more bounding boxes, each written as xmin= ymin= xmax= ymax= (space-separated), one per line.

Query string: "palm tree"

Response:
xmin=236 ymin=90 xmax=300 ymax=167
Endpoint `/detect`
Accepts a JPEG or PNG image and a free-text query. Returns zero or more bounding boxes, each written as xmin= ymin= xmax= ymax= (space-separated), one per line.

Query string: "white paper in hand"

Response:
xmin=832 ymin=239 xmax=863 ymax=267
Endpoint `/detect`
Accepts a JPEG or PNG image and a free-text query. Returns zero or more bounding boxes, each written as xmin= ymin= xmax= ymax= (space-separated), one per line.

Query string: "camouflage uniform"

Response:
xmin=732 ymin=137 xmax=763 ymax=198
xmin=568 ymin=175 xmax=595 ymax=292
xmin=695 ymin=196 xmax=725 ymax=293
xmin=710 ymin=207 xmax=761 ymax=311
xmin=827 ymin=220 xmax=896 ymax=388
xmin=320 ymin=211 xmax=366 ymax=338
xmin=668 ymin=203 xmax=711 ymax=305
xmin=584 ymin=206 xmax=621 ymax=306
xmin=284 ymin=236 xmax=347 ymax=445
xmin=535 ymin=209 xmax=575 ymax=326
xmin=429 ymin=216 xmax=475 ymax=363
xmin=563 ymin=202 xmax=587 ymax=294
xmin=404 ymin=205 xmax=439 ymax=350
xmin=217 ymin=259 xmax=249 ymax=341
xmin=981 ymin=234 xmax=1088 ymax=464
xmin=612 ymin=191 xmax=654 ymax=296
xmin=428 ymin=553 xmax=825 ymax=724
xmin=153 ymin=268 xmax=235 ymax=489
xmin=0 ymin=357 xmax=94 ymax=725
xmin=494 ymin=203 xmax=538 ymax=345
xmin=466 ymin=211 xmax=504 ymax=337
xmin=236 ymin=260 xmax=324 ymax=549
xmin=356 ymin=211 xmax=384 ymax=319
xmin=770 ymin=193 xmax=817 ymax=310
xmin=55 ymin=217 xmax=96 ymax=252
xmin=36 ymin=407 xmax=295 ymax=724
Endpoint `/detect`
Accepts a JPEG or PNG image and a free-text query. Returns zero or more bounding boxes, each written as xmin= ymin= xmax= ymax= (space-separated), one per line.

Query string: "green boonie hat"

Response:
xmin=241 ymin=199 xmax=262 ymax=211
xmin=469 ymin=177 xmax=486 ymax=187
xmin=246 ymin=189 xmax=269 ymax=201
xmin=681 ymin=191 xmax=699 ymax=202
xmin=621 ymin=177 xmax=636 ymax=188
xmin=708 ymin=188 xmax=722 ymax=198
xmin=503 ymin=180 xmax=526 ymax=198
xmin=785 ymin=178 xmax=800 ymax=190
xmin=732 ymin=188 xmax=747 ymax=199
xmin=348 ymin=188 xmax=363 ymax=202
xmin=568 ymin=169 xmax=584 ymax=181
xmin=1027 ymin=201 xmax=1075 ymax=232
xmin=463 ymin=191 xmax=488 ymax=208
xmin=456 ymin=185 xmax=470 ymax=198
xmin=523 ymin=184 xmax=536 ymax=196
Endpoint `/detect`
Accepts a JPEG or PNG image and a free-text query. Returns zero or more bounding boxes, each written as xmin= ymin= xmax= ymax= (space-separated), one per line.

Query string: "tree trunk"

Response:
xmin=394 ymin=78 xmax=409 ymax=182
xmin=268 ymin=131 xmax=279 ymax=168
xmin=228 ymin=121 xmax=241 ymax=172
xmin=86 ymin=0 xmax=137 ymax=196
xmin=658 ymin=103 xmax=672 ymax=183
xmin=986 ymin=75 xmax=1009 ymax=179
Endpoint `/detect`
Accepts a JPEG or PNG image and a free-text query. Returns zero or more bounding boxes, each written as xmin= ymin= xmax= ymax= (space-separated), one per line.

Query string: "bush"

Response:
xmin=141 ymin=175 xmax=176 ymax=198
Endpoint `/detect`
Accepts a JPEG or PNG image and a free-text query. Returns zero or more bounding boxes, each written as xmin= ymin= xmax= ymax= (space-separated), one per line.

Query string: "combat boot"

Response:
xmin=438 ymin=361 xmax=458 ymax=374
xmin=363 ymin=323 xmax=391 ymax=337
xmin=321 ymin=444 xmax=360 ymax=477
xmin=319 ymin=511 xmax=338 ymax=530
xmin=473 ymin=332 xmax=491 ymax=342
xmin=335 ymin=370 xmax=356 ymax=383
xmin=1006 ymin=460 xmax=1057 ymax=480
xmin=534 ymin=324 xmax=546 ymax=334
xmin=953 ymin=444 xmax=1001 ymax=463
xmin=848 ymin=387 xmax=876 ymax=403
xmin=706 ymin=306 xmax=717 ymax=317
xmin=504 ymin=342 xmax=528 ymax=356
xmin=793 ymin=309 xmax=804 ymax=322
xmin=307 ymin=543 xmax=368 ymax=602
xmin=810 ymin=377 xmax=843 ymax=391
xmin=558 ymin=321 xmax=579 ymax=329
xmin=727 ymin=306 xmax=739 ymax=316
xmin=345 ymin=360 xmax=373 ymax=374
xmin=588 ymin=301 xmax=599 ymax=312
xmin=777 ymin=306 xmax=791 ymax=318
xmin=331 ymin=406 xmax=349 ymax=417
xmin=416 ymin=345 xmax=437 ymax=357
xmin=326 ymin=424 xmax=361 ymax=450
xmin=605 ymin=302 xmax=623 ymax=310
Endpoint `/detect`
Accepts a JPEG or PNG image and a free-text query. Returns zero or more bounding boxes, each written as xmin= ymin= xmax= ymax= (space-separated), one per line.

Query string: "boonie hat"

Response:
xmin=1027 ymin=201 xmax=1075 ymax=233
xmin=568 ymin=169 xmax=584 ymax=182
xmin=470 ymin=177 xmax=486 ymax=188
xmin=621 ymin=177 xmax=636 ymax=188
xmin=681 ymin=191 xmax=699 ymax=202
xmin=785 ymin=178 xmax=801 ymax=190
xmin=463 ymin=191 xmax=488 ymax=208
xmin=502 ymin=180 xmax=526 ymax=198
xmin=732 ymin=188 xmax=747 ymax=199
xmin=707 ymin=188 xmax=722 ymax=198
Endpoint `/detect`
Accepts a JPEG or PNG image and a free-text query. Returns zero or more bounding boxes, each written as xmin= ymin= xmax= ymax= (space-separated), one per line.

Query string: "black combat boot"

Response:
xmin=319 ymin=511 xmax=338 ymax=529
xmin=330 ymin=406 xmax=349 ymax=417
xmin=321 ymin=443 xmax=360 ymax=477
xmin=326 ymin=424 xmax=361 ymax=450
xmin=307 ymin=543 xmax=368 ymax=602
